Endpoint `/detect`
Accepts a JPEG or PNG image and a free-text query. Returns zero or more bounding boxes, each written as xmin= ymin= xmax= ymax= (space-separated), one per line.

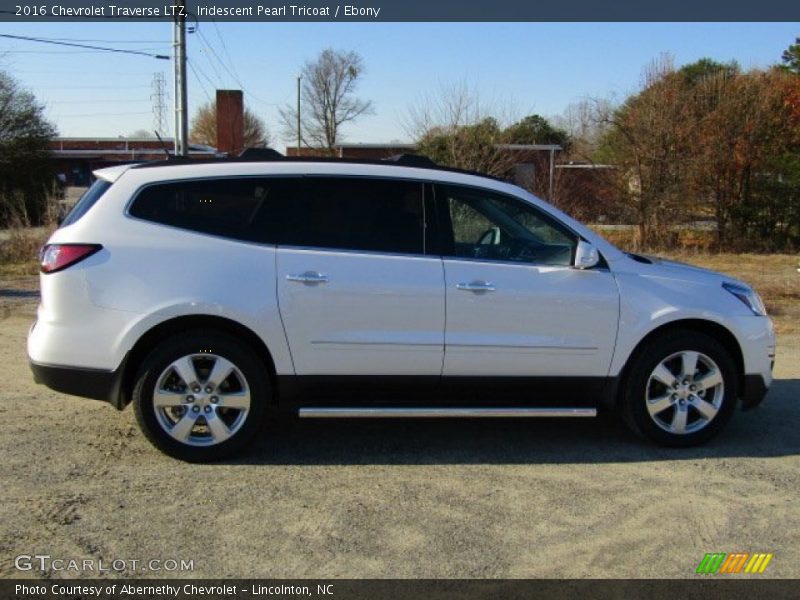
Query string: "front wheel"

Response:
xmin=132 ymin=331 xmax=269 ymax=461
xmin=620 ymin=331 xmax=738 ymax=447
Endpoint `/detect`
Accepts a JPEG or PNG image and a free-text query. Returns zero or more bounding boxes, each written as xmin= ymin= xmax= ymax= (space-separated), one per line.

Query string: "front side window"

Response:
xmin=276 ymin=177 xmax=425 ymax=255
xmin=441 ymin=185 xmax=577 ymax=266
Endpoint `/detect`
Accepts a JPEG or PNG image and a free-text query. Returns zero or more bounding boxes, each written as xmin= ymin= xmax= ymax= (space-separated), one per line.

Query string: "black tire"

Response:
xmin=619 ymin=330 xmax=738 ymax=447
xmin=132 ymin=330 xmax=269 ymax=461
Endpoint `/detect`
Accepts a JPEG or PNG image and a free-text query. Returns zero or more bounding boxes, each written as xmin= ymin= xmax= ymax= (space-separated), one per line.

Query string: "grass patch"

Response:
xmin=0 ymin=227 xmax=51 ymax=277
xmin=597 ymin=226 xmax=717 ymax=252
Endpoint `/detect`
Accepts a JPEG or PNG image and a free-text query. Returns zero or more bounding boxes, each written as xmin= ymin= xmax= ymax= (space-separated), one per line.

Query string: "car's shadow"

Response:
xmin=228 ymin=379 xmax=800 ymax=466
xmin=0 ymin=288 xmax=38 ymax=298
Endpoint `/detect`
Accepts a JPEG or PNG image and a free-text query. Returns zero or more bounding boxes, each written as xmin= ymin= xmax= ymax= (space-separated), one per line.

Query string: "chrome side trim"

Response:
xmin=310 ymin=340 xmax=442 ymax=347
xmin=298 ymin=407 xmax=597 ymax=418
xmin=446 ymin=344 xmax=598 ymax=350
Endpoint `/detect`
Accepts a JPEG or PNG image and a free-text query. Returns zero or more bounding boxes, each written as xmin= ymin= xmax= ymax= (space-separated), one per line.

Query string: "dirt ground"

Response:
xmin=0 ymin=279 xmax=798 ymax=580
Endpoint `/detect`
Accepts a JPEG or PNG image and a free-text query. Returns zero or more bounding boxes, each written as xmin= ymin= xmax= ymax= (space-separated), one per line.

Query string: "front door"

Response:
xmin=437 ymin=184 xmax=619 ymax=405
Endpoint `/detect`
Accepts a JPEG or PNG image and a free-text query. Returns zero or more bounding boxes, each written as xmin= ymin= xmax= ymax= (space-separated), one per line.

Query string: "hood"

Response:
xmin=625 ymin=253 xmax=747 ymax=288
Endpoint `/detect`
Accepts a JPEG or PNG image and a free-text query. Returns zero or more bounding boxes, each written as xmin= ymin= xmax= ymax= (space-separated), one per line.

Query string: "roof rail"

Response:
xmin=238 ymin=147 xmax=284 ymax=161
xmin=130 ymin=148 xmax=503 ymax=182
xmin=382 ymin=153 xmax=437 ymax=167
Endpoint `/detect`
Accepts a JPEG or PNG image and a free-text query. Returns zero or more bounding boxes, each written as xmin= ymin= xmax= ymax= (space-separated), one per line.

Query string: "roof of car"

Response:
xmin=126 ymin=151 xmax=505 ymax=182
xmin=90 ymin=150 xmax=628 ymax=264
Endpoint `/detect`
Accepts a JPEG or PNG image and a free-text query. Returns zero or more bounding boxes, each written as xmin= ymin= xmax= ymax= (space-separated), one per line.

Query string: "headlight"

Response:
xmin=722 ymin=282 xmax=767 ymax=316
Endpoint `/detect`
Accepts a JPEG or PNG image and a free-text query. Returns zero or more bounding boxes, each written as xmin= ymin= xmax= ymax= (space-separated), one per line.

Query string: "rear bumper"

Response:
xmin=29 ymin=359 xmax=125 ymax=409
xmin=741 ymin=373 xmax=770 ymax=411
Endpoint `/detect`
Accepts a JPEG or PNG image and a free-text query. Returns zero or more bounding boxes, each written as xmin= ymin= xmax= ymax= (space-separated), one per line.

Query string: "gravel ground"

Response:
xmin=0 ymin=281 xmax=798 ymax=579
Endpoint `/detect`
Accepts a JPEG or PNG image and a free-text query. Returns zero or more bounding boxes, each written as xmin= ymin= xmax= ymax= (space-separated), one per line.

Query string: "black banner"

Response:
xmin=3 ymin=580 xmax=800 ymax=600
xmin=1 ymin=0 xmax=800 ymax=22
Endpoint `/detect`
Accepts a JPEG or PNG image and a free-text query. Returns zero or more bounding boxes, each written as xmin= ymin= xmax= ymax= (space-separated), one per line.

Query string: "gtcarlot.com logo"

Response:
xmin=696 ymin=552 xmax=773 ymax=574
xmin=15 ymin=554 xmax=195 ymax=573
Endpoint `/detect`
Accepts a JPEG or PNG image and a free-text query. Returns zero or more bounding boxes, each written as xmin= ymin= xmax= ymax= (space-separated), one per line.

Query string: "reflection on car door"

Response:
xmin=437 ymin=184 xmax=619 ymax=405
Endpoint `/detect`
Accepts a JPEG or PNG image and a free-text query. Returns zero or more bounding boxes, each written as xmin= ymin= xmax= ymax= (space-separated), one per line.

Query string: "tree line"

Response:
xmin=590 ymin=52 xmax=800 ymax=250
xmin=1 ymin=40 xmax=799 ymax=251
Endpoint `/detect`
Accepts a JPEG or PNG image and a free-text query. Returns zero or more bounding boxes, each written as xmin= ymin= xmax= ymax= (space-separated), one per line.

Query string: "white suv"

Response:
xmin=28 ymin=155 xmax=775 ymax=461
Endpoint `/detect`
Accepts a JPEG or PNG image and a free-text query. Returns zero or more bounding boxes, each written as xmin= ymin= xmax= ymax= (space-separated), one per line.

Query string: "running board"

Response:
xmin=298 ymin=407 xmax=596 ymax=418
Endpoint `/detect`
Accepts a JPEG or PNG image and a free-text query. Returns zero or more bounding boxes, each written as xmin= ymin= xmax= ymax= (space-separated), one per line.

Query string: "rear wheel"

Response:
xmin=620 ymin=330 xmax=738 ymax=447
xmin=133 ymin=331 xmax=269 ymax=461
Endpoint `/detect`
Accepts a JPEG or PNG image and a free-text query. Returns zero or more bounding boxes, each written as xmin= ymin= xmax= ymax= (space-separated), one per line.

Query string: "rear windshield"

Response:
xmin=60 ymin=179 xmax=112 ymax=227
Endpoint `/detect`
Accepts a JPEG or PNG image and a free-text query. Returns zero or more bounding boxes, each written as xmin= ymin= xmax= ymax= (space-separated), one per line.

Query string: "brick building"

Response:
xmin=49 ymin=138 xmax=219 ymax=186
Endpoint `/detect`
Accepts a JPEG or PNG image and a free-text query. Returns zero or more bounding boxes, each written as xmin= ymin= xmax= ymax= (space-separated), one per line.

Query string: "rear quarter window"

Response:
xmin=129 ymin=178 xmax=291 ymax=243
xmin=60 ymin=179 xmax=112 ymax=227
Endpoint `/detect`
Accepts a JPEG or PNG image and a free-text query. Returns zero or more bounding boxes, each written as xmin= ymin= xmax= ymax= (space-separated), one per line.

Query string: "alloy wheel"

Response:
xmin=152 ymin=353 xmax=251 ymax=447
xmin=645 ymin=350 xmax=725 ymax=435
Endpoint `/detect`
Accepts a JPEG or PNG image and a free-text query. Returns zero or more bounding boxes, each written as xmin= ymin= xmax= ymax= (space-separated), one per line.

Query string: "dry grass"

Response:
xmin=0 ymin=227 xmax=50 ymax=276
xmin=599 ymin=227 xmax=717 ymax=252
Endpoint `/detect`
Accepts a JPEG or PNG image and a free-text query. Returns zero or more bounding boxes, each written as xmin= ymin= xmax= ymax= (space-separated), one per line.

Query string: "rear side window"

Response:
xmin=61 ymin=179 xmax=111 ymax=227
xmin=275 ymin=177 xmax=425 ymax=255
xmin=130 ymin=178 xmax=292 ymax=243
xmin=129 ymin=175 xmax=426 ymax=253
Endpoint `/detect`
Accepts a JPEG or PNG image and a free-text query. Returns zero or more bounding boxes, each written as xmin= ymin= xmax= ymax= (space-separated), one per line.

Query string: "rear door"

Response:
xmin=275 ymin=177 xmax=445 ymax=380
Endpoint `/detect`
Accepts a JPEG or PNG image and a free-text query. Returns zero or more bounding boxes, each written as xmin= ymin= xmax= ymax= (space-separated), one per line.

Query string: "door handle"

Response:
xmin=286 ymin=271 xmax=329 ymax=284
xmin=456 ymin=281 xmax=496 ymax=292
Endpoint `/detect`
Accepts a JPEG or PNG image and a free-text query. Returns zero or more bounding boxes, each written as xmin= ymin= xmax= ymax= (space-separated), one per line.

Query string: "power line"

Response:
xmin=0 ymin=34 xmax=170 ymax=60
xmin=193 ymin=32 xmax=225 ymax=87
xmin=36 ymin=37 xmax=171 ymax=44
xmin=194 ymin=27 xmax=277 ymax=107
xmin=29 ymin=85 xmax=152 ymax=89
xmin=55 ymin=111 xmax=152 ymax=118
xmin=187 ymin=58 xmax=215 ymax=104
xmin=6 ymin=69 xmax=157 ymax=75
xmin=211 ymin=19 xmax=244 ymax=85
xmin=1 ymin=49 xmax=170 ymax=54
xmin=196 ymin=29 xmax=232 ymax=86
xmin=47 ymin=99 xmax=151 ymax=104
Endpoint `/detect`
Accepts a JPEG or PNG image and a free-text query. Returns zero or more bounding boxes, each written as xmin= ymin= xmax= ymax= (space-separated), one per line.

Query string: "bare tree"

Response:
xmin=279 ymin=49 xmax=373 ymax=152
xmin=189 ymin=101 xmax=271 ymax=149
xmin=405 ymin=82 xmax=519 ymax=177
xmin=553 ymin=98 xmax=613 ymax=160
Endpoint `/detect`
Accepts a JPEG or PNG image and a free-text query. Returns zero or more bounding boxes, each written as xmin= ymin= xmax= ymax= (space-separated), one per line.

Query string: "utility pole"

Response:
xmin=296 ymin=73 xmax=302 ymax=154
xmin=172 ymin=0 xmax=188 ymax=156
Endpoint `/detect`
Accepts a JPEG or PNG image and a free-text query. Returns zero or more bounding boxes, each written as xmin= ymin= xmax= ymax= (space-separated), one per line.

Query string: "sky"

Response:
xmin=1 ymin=22 xmax=798 ymax=148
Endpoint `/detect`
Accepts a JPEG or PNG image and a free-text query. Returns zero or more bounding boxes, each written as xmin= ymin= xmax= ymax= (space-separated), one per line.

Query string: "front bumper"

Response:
xmin=727 ymin=315 xmax=774 ymax=410
xmin=29 ymin=359 xmax=125 ymax=409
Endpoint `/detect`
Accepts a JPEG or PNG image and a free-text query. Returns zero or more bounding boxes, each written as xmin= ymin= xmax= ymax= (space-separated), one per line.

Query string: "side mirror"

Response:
xmin=573 ymin=240 xmax=600 ymax=270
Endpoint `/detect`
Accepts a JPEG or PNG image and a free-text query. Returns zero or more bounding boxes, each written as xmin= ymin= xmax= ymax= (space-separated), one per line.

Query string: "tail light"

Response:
xmin=40 ymin=244 xmax=102 ymax=274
